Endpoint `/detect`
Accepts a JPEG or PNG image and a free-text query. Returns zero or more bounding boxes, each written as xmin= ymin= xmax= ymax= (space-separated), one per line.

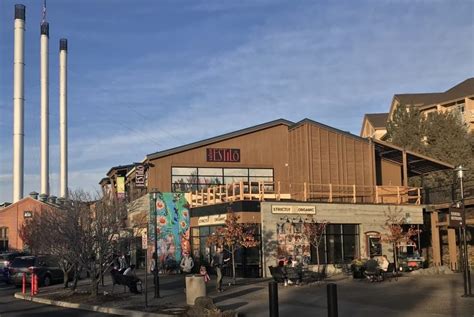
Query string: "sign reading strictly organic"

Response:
xmin=271 ymin=205 xmax=316 ymax=214
xmin=198 ymin=214 xmax=228 ymax=226
xmin=206 ymin=148 xmax=240 ymax=162
xmin=135 ymin=164 xmax=146 ymax=188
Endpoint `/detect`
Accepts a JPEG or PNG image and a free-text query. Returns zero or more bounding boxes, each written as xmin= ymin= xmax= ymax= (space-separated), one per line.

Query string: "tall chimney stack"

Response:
xmin=40 ymin=20 xmax=50 ymax=196
xmin=59 ymin=39 xmax=68 ymax=198
xmin=13 ymin=4 xmax=26 ymax=203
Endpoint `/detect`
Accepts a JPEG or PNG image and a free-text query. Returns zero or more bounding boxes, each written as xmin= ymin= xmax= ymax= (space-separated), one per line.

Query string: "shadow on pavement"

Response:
xmin=218 ymin=301 xmax=249 ymax=312
xmin=213 ymin=287 xmax=264 ymax=304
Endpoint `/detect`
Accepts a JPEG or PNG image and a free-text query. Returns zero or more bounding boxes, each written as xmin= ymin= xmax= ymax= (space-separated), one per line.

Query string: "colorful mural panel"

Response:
xmin=148 ymin=192 xmax=190 ymax=271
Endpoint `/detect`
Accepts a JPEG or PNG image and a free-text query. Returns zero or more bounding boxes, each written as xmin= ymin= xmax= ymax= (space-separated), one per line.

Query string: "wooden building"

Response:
xmin=105 ymin=118 xmax=453 ymax=277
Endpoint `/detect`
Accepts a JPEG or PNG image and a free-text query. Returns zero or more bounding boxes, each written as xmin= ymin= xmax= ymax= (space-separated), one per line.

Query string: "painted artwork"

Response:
xmin=148 ymin=192 xmax=190 ymax=271
xmin=276 ymin=222 xmax=311 ymax=264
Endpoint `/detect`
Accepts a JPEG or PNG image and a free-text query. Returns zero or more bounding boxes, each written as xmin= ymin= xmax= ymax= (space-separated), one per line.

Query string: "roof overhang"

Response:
xmin=372 ymin=139 xmax=454 ymax=176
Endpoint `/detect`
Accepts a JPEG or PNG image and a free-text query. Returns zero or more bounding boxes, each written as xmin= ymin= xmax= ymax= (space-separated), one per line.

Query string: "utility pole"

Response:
xmin=456 ymin=165 xmax=472 ymax=297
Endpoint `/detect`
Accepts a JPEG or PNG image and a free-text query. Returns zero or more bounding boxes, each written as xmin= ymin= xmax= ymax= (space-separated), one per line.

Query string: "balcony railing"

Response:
xmin=422 ymin=180 xmax=474 ymax=205
xmin=187 ymin=181 xmax=421 ymax=208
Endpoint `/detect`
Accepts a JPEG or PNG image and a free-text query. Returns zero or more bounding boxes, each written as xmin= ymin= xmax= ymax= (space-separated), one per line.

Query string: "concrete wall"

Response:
xmin=260 ymin=201 xmax=423 ymax=277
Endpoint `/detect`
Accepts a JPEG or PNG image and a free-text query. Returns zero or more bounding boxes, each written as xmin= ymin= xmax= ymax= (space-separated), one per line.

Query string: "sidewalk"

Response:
xmin=15 ymin=271 xmax=474 ymax=316
xmin=14 ymin=269 xmax=264 ymax=316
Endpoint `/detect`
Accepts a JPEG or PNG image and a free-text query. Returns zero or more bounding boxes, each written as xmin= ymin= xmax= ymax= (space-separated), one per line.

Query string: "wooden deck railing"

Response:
xmin=188 ymin=181 xmax=422 ymax=208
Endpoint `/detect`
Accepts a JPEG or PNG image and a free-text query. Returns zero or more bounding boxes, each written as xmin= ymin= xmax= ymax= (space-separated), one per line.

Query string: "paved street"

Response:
xmin=0 ymin=271 xmax=473 ymax=317
xmin=0 ymin=282 xmax=119 ymax=317
xmin=216 ymin=274 xmax=474 ymax=317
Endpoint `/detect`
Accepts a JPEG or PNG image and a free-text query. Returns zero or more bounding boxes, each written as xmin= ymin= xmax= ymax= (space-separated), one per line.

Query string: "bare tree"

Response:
xmin=21 ymin=190 xmax=128 ymax=297
xmin=20 ymin=205 xmax=81 ymax=289
xmin=301 ymin=217 xmax=329 ymax=273
xmin=75 ymin=192 xmax=128 ymax=297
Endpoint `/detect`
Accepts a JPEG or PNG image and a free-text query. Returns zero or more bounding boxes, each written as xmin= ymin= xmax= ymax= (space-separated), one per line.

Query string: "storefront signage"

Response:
xmin=448 ymin=207 xmax=463 ymax=228
xmin=198 ymin=214 xmax=228 ymax=226
xmin=135 ymin=164 xmax=146 ymax=188
xmin=271 ymin=205 xmax=316 ymax=214
xmin=116 ymin=176 xmax=125 ymax=199
xmin=206 ymin=148 xmax=240 ymax=162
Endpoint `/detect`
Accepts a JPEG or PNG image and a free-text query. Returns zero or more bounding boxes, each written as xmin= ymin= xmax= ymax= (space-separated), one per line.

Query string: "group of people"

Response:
xmin=364 ymin=254 xmax=390 ymax=281
xmin=112 ymin=253 xmax=141 ymax=294
xmin=277 ymin=256 xmax=303 ymax=286
xmin=113 ymin=248 xmax=230 ymax=295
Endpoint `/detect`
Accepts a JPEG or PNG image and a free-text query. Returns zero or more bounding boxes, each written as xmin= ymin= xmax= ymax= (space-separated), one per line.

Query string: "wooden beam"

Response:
xmin=447 ymin=228 xmax=458 ymax=271
xmin=431 ymin=211 xmax=442 ymax=266
xmin=402 ymin=150 xmax=408 ymax=186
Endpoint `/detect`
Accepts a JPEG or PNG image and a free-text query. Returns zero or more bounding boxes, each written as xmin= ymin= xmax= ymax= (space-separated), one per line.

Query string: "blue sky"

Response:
xmin=0 ymin=0 xmax=473 ymax=202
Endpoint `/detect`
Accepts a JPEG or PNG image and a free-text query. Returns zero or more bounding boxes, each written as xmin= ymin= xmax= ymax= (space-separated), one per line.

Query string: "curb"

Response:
xmin=14 ymin=292 xmax=176 ymax=317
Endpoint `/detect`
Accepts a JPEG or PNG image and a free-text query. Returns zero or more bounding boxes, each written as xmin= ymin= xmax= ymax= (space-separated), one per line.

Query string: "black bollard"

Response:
xmin=269 ymin=281 xmax=279 ymax=317
xmin=327 ymin=283 xmax=338 ymax=317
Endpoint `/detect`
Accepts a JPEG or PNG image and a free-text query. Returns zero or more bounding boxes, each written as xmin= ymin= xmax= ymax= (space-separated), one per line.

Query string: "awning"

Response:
xmin=372 ymin=139 xmax=454 ymax=176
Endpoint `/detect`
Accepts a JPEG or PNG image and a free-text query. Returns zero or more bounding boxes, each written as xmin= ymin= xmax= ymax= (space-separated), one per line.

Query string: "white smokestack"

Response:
xmin=40 ymin=21 xmax=50 ymax=196
xmin=59 ymin=39 xmax=68 ymax=198
xmin=13 ymin=4 xmax=25 ymax=203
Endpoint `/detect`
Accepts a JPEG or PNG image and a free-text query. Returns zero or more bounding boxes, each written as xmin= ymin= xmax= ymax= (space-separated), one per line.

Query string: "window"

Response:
xmin=309 ymin=224 xmax=359 ymax=264
xmin=171 ymin=167 xmax=274 ymax=192
xmin=368 ymin=236 xmax=382 ymax=257
xmin=277 ymin=223 xmax=359 ymax=265
xmin=0 ymin=227 xmax=8 ymax=252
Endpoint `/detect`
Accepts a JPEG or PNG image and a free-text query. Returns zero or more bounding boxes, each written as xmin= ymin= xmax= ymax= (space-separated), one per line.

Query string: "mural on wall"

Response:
xmin=276 ymin=222 xmax=311 ymax=264
xmin=148 ymin=192 xmax=190 ymax=272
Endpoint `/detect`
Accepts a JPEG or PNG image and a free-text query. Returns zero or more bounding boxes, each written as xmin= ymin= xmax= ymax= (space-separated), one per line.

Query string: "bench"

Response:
xmin=269 ymin=266 xmax=324 ymax=285
xmin=110 ymin=269 xmax=142 ymax=294
xmin=269 ymin=266 xmax=286 ymax=283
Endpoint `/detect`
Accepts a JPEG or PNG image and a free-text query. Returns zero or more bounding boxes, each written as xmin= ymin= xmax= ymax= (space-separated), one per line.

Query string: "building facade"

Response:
xmin=107 ymin=118 xmax=453 ymax=276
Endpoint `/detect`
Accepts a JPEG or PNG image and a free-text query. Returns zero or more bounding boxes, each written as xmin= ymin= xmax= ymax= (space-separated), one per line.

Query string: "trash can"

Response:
xmin=185 ymin=275 xmax=206 ymax=305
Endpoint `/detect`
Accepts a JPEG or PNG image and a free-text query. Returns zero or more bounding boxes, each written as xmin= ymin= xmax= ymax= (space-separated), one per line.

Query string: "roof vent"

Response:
xmin=48 ymin=195 xmax=57 ymax=204
xmin=39 ymin=194 xmax=48 ymax=202
xmin=29 ymin=191 xmax=39 ymax=200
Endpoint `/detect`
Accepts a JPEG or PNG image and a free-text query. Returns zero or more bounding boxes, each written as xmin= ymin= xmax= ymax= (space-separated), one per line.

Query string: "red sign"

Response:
xmin=206 ymin=148 xmax=240 ymax=162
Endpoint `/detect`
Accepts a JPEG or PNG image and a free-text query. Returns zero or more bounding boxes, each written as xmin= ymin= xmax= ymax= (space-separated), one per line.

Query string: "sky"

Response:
xmin=0 ymin=0 xmax=473 ymax=203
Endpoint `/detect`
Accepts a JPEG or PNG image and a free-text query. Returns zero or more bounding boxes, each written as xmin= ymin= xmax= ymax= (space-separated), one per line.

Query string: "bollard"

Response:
xmin=22 ymin=273 xmax=26 ymax=294
xmin=30 ymin=274 xmax=34 ymax=296
xmin=327 ymin=283 xmax=338 ymax=317
xmin=269 ymin=281 xmax=279 ymax=317
xmin=34 ymin=274 xmax=39 ymax=294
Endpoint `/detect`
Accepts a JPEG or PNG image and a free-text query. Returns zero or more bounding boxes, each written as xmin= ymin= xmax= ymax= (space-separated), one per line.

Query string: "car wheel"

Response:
xmin=43 ymin=275 xmax=52 ymax=287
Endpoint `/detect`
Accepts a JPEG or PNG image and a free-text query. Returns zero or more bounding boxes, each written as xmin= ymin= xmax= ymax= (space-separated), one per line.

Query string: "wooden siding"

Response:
xmin=289 ymin=123 xmax=375 ymax=187
xmin=381 ymin=159 xmax=402 ymax=186
xmin=147 ymin=125 xmax=290 ymax=192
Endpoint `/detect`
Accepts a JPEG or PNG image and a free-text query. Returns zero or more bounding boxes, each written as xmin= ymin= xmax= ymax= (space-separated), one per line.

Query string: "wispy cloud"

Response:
xmin=0 ymin=0 xmax=472 ymax=202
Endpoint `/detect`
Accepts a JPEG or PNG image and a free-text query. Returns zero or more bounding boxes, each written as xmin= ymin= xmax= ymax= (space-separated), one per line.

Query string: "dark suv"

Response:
xmin=8 ymin=255 xmax=64 ymax=287
xmin=0 ymin=252 xmax=28 ymax=283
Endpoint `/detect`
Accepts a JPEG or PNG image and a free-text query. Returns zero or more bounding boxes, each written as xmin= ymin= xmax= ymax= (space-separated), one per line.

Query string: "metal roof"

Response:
xmin=146 ymin=119 xmax=294 ymax=160
xmin=373 ymin=139 xmax=454 ymax=176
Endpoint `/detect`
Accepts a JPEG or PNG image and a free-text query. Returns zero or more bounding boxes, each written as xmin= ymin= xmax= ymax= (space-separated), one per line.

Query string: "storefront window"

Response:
xmin=308 ymin=224 xmax=359 ymax=264
xmin=191 ymin=224 xmax=262 ymax=277
xmin=172 ymin=167 xmax=274 ymax=192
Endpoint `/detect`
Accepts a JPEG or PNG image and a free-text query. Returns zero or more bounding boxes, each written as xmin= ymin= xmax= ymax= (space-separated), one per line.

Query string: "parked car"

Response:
xmin=0 ymin=252 xmax=29 ymax=283
xmin=8 ymin=255 xmax=64 ymax=287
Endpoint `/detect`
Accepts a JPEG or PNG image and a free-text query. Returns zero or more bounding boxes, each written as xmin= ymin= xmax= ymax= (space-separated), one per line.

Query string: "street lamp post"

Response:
xmin=456 ymin=165 xmax=472 ymax=297
xmin=152 ymin=192 xmax=161 ymax=298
